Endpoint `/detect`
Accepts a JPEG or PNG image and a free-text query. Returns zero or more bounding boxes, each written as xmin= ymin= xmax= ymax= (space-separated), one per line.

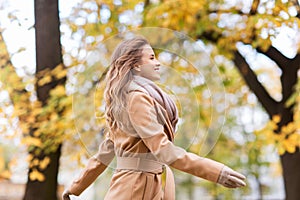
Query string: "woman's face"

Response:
xmin=135 ymin=44 xmax=161 ymax=81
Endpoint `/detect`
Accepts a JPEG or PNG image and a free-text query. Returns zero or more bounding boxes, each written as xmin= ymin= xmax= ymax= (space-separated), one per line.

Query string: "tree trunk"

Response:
xmin=23 ymin=146 xmax=62 ymax=200
xmin=270 ymin=104 xmax=300 ymax=200
xmin=23 ymin=0 xmax=63 ymax=199
xmin=280 ymin=151 xmax=300 ymax=200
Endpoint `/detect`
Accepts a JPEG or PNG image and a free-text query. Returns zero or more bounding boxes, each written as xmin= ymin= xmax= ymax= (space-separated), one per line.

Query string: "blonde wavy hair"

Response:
xmin=104 ymin=36 xmax=149 ymax=131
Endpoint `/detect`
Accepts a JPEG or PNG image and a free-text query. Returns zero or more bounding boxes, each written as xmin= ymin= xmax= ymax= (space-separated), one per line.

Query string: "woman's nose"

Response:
xmin=155 ymin=60 xmax=161 ymax=66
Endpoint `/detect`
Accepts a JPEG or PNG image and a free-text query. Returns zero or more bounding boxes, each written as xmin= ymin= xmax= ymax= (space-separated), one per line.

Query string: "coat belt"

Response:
xmin=116 ymin=157 xmax=175 ymax=200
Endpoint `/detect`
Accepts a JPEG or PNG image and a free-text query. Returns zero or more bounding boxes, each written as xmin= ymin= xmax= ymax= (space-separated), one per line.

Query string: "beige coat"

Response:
xmin=68 ymin=81 xmax=224 ymax=200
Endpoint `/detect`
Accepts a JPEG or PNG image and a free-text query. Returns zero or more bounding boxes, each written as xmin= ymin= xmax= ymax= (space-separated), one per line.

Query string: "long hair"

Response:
xmin=104 ymin=36 xmax=149 ymax=131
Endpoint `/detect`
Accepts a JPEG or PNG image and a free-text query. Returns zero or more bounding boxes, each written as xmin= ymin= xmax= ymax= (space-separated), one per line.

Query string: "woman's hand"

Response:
xmin=217 ymin=166 xmax=246 ymax=188
xmin=62 ymin=189 xmax=72 ymax=200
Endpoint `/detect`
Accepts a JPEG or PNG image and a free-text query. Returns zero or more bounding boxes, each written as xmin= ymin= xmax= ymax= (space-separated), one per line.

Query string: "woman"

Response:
xmin=62 ymin=36 xmax=246 ymax=200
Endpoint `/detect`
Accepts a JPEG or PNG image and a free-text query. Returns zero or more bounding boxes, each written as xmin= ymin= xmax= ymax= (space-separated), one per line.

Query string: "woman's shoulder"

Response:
xmin=127 ymin=90 xmax=155 ymax=108
xmin=127 ymin=80 xmax=149 ymax=94
xmin=127 ymin=80 xmax=152 ymax=99
xmin=128 ymin=90 xmax=153 ymax=102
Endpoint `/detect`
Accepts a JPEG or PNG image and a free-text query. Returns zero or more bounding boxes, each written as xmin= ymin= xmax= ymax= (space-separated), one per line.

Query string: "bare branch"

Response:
xmin=256 ymin=46 xmax=293 ymax=70
xmin=233 ymin=50 xmax=278 ymax=117
xmin=293 ymin=53 xmax=300 ymax=66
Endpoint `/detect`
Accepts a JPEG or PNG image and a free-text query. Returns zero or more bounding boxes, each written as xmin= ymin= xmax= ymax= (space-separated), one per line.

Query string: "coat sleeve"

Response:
xmin=127 ymin=92 xmax=224 ymax=183
xmin=68 ymin=138 xmax=115 ymax=196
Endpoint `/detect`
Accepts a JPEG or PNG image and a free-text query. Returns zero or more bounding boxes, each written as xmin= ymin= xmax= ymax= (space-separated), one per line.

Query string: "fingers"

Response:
xmin=222 ymin=177 xmax=246 ymax=188
xmin=228 ymin=168 xmax=246 ymax=180
xmin=223 ymin=181 xmax=237 ymax=188
xmin=217 ymin=166 xmax=247 ymax=188
xmin=228 ymin=175 xmax=246 ymax=187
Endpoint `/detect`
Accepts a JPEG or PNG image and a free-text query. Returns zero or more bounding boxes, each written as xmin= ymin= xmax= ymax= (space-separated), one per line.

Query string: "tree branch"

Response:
xmin=233 ymin=50 xmax=278 ymax=117
xmin=280 ymin=53 xmax=300 ymax=103
xmin=256 ymin=46 xmax=292 ymax=70
xmin=293 ymin=53 xmax=300 ymax=67
xmin=250 ymin=0 xmax=260 ymax=15
xmin=197 ymin=30 xmax=222 ymax=43
xmin=291 ymin=0 xmax=300 ymax=18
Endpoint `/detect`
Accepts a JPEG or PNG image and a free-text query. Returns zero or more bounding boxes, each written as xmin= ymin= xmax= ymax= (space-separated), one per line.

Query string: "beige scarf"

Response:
xmin=131 ymin=75 xmax=178 ymax=132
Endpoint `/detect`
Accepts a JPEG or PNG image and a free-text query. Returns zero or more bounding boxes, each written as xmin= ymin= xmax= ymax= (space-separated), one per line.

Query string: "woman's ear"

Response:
xmin=133 ymin=65 xmax=141 ymax=72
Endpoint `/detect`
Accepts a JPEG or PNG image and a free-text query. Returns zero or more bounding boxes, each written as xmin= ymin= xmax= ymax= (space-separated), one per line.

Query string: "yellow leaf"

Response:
xmin=31 ymin=107 xmax=43 ymax=117
xmin=0 ymin=170 xmax=11 ymax=179
xmin=38 ymin=75 xmax=52 ymax=86
xmin=288 ymin=133 xmax=300 ymax=146
xmin=283 ymin=140 xmax=296 ymax=153
xmin=51 ymin=64 xmax=66 ymax=79
xmin=33 ymin=129 xmax=41 ymax=137
xmin=185 ymin=15 xmax=195 ymax=25
xmin=57 ymin=121 xmax=66 ymax=130
xmin=32 ymin=158 xmax=39 ymax=167
xmin=50 ymin=113 xmax=58 ymax=121
xmin=20 ymin=123 xmax=30 ymax=133
xmin=277 ymin=143 xmax=285 ymax=155
xmin=22 ymin=137 xmax=42 ymax=147
xmin=39 ymin=157 xmax=50 ymax=170
xmin=29 ymin=169 xmax=45 ymax=182
xmin=272 ymin=115 xmax=281 ymax=123
xmin=50 ymin=85 xmax=65 ymax=97
xmin=27 ymin=115 xmax=36 ymax=123
xmin=286 ymin=144 xmax=296 ymax=153
xmin=51 ymin=64 xmax=63 ymax=74
xmin=281 ymin=122 xmax=295 ymax=135
xmin=27 ymin=154 xmax=34 ymax=162
xmin=56 ymin=69 xmax=67 ymax=79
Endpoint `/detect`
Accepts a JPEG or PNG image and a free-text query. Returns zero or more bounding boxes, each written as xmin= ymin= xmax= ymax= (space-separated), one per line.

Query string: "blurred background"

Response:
xmin=0 ymin=0 xmax=300 ymax=199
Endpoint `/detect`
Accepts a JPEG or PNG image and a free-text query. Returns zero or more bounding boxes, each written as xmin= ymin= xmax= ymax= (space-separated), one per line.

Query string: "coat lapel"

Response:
xmin=127 ymin=81 xmax=175 ymax=142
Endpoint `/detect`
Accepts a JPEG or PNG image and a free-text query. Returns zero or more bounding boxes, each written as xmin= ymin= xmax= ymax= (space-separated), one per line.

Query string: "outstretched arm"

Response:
xmin=62 ymin=138 xmax=115 ymax=199
xmin=128 ymin=92 xmax=246 ymax=188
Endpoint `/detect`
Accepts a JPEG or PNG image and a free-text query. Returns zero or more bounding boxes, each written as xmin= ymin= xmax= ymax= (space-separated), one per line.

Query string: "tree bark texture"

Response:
xmin=23 ymin=0 xmax=63 ymax=199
